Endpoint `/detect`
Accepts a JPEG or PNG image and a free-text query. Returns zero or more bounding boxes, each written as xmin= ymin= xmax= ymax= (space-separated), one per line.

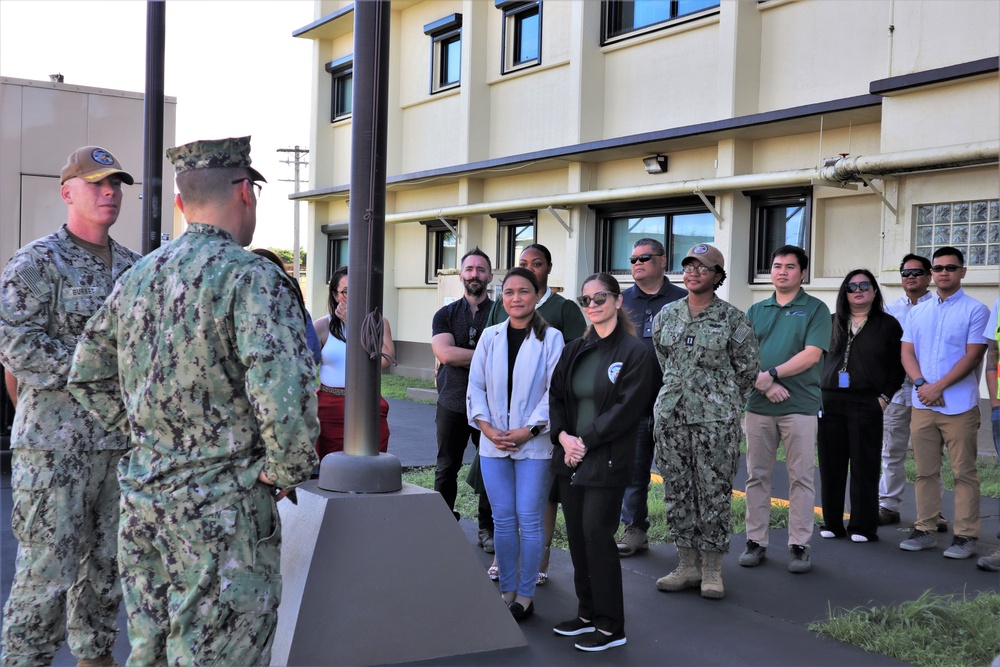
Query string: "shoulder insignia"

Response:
xmin=15 ymin=265 xmax=51 ymax=300
xmin=732 ymin=321 xmax=752 ymax=344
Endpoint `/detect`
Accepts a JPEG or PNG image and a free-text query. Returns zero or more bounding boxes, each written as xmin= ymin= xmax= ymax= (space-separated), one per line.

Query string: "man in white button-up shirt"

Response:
xmin=878 ymin=254 xmax=934 ymax=526
xmin=898 ymin=246 xmax=989 ymax=560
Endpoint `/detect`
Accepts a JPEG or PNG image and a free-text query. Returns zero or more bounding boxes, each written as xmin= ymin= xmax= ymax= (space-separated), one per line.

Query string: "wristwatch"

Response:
xmin=767 ymin=367 xmax=779 ymax=380
xmin=914 ymin=378 xmax=927 ymax=388
xmin=529 ymin=425 xmax=542 ymax=437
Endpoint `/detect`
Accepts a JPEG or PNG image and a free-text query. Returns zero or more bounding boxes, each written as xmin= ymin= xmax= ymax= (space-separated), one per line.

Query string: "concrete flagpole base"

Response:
xmin=270 ymin=480 xmax=526 ymax=666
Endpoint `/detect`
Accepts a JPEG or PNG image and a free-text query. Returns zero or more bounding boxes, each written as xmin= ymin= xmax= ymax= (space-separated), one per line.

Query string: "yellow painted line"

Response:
xmin=650 ymin=473 xmax=831 ymax=517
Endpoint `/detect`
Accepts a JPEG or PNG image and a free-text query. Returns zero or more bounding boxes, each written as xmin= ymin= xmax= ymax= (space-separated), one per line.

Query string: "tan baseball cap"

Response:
xmin=60 ymin=146 xmax=134 ymax=185
xmin=682 ymin=243 xmax=725 ymax=270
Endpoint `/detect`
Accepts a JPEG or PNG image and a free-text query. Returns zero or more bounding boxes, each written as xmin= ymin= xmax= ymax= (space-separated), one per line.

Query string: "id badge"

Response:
xmin=838 ymin=371 xmax=850 ymax=388
xmin=643 ymin=320 xmax=654 ymax=337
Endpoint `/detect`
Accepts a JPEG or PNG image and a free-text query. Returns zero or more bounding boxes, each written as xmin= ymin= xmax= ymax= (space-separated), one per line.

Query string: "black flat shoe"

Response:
xmin=509 ymin=600 xmax=534 ymax=621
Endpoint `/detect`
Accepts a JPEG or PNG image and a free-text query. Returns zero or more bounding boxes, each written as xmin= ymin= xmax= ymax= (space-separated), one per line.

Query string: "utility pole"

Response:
xmin=277 ymin=146 xmax=309 ymax=280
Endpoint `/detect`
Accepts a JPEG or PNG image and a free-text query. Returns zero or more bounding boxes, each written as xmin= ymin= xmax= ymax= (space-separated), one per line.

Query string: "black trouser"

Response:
xmin=434 ymin=405 xmax=493 ymax=531
xmin=558 ymin=475 xmax=626 ymax=636
xmin=817 ymin=392 xmax=883 ymax=540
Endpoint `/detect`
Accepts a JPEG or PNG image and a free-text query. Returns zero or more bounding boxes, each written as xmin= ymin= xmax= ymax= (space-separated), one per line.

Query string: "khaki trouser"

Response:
xmin=910 ymin=406 xmax=980 ymax=538
xmin=744 ymin=412 xmax=817 ymax=548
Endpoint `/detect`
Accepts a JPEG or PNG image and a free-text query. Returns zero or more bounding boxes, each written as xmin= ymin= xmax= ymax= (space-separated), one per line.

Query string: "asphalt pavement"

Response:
xmin=1 ymin=397 xmax=998 ymax=666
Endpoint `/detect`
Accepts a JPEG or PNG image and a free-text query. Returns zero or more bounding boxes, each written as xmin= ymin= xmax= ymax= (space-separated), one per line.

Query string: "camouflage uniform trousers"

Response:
xmin=653 ymin=419 xmax=742 ymax=553
xmin=1 ymin=448 xmax=126 ymax=667
xmin=118 ymin=483 xmax=282 ymax=666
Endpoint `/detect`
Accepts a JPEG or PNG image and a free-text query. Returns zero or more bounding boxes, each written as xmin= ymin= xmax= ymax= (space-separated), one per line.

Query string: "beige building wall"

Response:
xmin=295 ymin=0 xmax=999 ymax=381
xmin=0 ymin=77 xmax=178 ymax=266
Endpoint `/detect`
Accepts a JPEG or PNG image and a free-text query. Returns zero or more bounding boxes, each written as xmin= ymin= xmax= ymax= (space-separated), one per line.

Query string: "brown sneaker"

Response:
xmin=616 ymin=524 xmax=649 ymax=557
xmin=877 ymin=507 xmax=900 ymax=525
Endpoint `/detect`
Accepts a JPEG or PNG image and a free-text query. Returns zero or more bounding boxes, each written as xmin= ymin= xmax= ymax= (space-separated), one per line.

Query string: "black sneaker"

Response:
xmin=553 ymin=617 xmax=595 ymax=636
xmin=788 ymin=545 xmax=811 ymax=573
xmin=738 ymin=540 xmax=766 ymax=567
xmin=574 ymin=631 xmax=626 ymax=652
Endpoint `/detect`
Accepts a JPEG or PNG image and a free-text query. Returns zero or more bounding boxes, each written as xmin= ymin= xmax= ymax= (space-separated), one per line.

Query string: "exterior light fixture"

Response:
xmin=643 ymin=154 xmax=668 ymax=174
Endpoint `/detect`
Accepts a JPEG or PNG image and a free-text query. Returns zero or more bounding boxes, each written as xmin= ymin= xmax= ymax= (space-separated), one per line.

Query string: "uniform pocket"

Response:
xmin=10 ymin=459 xmax=56 ymax=547
xmin=220 ymin=569 xmax=282 ymax=614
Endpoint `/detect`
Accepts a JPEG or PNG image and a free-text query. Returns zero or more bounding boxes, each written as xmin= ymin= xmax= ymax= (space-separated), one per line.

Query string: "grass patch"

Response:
xmin=401 ymin=464 xmax=799 ymax=551
xmin=380 ymin=374 xmax=436 ymax=402
xmin=810 ymin=590 xmax=1000 ymax=667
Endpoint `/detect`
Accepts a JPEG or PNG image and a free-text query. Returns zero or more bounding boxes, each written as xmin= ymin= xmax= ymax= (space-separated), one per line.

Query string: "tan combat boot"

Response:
xmin=656 ymin=546 xmax=701 ymax=591
xmin=700 ymin=550 xmax=724 ymax=599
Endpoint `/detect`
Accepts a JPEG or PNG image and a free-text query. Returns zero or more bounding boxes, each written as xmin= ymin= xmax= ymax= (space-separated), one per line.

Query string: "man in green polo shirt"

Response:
xmin=739 ymin=245 xmax=831 ymax=574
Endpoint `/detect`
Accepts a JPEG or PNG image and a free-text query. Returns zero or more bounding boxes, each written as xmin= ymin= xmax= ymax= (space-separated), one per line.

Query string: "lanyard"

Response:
xmin=839 ymin=317 xmax=866 ymax=373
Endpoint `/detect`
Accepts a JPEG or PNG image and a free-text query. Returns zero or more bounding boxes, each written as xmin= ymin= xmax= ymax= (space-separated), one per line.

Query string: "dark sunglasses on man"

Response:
xmin=930 ymin=264 xmax=962 ymax=273
xmin=629 ymin=253 xmax=663 ymax=265
xmin=899 ymin=268 xmax=926 ymax=278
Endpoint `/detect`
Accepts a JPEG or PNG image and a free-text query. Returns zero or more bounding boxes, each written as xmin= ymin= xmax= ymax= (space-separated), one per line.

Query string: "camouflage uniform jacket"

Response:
xmin=652 ymin=297 xmax=760 ymax=425
xmin=0 ymin=225 xmax=141 ymax=450
xmin=67 ymin=223 xmax=319 ymax=514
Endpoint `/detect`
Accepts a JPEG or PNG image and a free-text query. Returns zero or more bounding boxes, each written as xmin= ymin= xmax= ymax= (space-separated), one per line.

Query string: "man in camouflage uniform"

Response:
xmin=651 ymin=244 xmax=759 ymax=600
xmin=67 ymin=136 xmax=319 ymax=666
xmin=0 ymin=146 xmax=141 ymax=667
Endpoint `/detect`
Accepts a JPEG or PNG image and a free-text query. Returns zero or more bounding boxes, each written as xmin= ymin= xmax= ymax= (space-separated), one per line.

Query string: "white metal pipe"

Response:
xmin=372 ymin=140 xmax=997 ymax=225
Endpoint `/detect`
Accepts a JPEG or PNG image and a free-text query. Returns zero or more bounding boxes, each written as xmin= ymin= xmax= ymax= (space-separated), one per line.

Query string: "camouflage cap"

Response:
xmin=682 ymin=243 xmax=725 ymax=270
xmin=166 ymin=135 xmax=266 ymax=183
xmin=60 ymin=146 xmax=134 ymax=185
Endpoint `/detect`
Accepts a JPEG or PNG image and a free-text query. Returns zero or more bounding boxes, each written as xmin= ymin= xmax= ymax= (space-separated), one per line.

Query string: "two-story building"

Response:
xmin=292 ymin=0 xmax=999 ymax=380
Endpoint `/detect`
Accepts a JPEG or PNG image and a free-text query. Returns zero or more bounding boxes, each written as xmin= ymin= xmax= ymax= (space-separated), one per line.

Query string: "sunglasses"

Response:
xmin=629 ymin=253 xmax=663 ymax=265
xmin=900 ymin=268 xmax=927 ymax=278
xmin=930 ymin=264 xmax=962 ymax=273
xmin=682 ymin=265 xmax=715 ymax=275
xmin=576 ymin=292 xmax=613 ymax=308
xmin=845 ymin=281 xmax=872 ymax=293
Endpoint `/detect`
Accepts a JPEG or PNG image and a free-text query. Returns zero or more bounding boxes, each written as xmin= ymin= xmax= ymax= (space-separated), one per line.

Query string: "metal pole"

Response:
xmin=141 ymin=0 xmax=165 ymax=255
xmin=344 ymin=0 xmax=390 ymax=457
xmin=292 ymin=146 xmax=301 ymax=280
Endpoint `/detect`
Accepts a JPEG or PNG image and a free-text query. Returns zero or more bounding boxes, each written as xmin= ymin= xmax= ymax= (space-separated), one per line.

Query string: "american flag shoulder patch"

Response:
xmin=732 ymin=321 xmax=752 ymax=344
xmin=16 ymin=266 xmax=51 ymax=300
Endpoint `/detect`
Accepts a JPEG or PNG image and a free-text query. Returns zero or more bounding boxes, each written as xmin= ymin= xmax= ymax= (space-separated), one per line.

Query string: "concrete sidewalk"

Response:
xmin=1 ymin=397 xmax=997 ymax=666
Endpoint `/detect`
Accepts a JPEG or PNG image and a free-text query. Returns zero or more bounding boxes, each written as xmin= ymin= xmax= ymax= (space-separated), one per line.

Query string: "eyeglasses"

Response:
xmin=682 ymin=265 xmax=716 ymax=275
xmin=576 ymin=292 xmax=613 ymax=308
xmin=231 ymin=178 xmax=262 ymax=198
xmin=337 ymin=289 xmax=348 ymax=298
xmin=629 ymin=253 xmax=663 ymax=265
xmin=900 ymin=268 xmax=927 ymax=278
xmin=930 ymin=264 xmax=961 ymax=273
xmin=845 ymin=281 xmax=872 ymax=293
xmin=468 ymin=327 xmax=478 ymax=346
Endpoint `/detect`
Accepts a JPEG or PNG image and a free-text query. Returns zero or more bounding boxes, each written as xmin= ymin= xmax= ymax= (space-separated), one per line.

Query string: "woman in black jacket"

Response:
xmin=548 ymin=273 xmax=654 ymax=652
xmin=817 ymin=269 xmax=904 ymax=543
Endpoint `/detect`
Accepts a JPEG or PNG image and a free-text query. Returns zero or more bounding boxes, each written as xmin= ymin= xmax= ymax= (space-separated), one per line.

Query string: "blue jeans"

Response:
xmin=480 ymin=456 xmax=551 ymax=597
xmin=620 ymin=415 xmax=654 ymax=531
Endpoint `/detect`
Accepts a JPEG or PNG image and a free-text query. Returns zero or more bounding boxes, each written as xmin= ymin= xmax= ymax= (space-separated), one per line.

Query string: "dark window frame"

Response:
xmin=424 ymin=14 xmax=463 ymax=94
xmin=601 ymin=0 xmax=720 ymax=45
xmin=593 ymin=196 xmax=715 ymax=276
xmin=420 ymin=220 xmax=459 ymax=284
xmin=325 ymin=55 xmax=353 ymax=122
xmin=498 ymin=0 xmax=542 ymax=74
xmin=748 ymin=188 xmax=813 ymax=284
xmin=491 ymin=210 xmax=537 ymax=270
xmin=321 ymin=223 xmax=349 ymax=283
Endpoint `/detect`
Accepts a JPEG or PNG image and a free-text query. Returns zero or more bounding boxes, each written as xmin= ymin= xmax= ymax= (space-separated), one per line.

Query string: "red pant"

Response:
xmin=315 ymin=390 xmax=390 ymax=458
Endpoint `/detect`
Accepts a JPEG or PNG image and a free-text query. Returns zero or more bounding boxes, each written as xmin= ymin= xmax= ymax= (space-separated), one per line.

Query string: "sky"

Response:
xmin=0 ymin=0 xmax=315 ymax=250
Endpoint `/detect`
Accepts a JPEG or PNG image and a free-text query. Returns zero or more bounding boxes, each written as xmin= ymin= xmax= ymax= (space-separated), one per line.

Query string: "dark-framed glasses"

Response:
xmin=231 ymin=177 xmax=262 ymax=198
xmin=682 ymin=265 xmax=716 ymax=275
xmin=337 ymin=289 xmax=349 ymax=298
xmin=576 ymin=292 xmax=612 ymax=308
xmin=930 ymin=264 xmax=961 ymax=273
xmin=629 ymin=253 xmax=663 ymax=265
xmin=845 ymin=281 xmax=872 ymax=293
xmin=899 ymin=268 xmax=926 ymax=278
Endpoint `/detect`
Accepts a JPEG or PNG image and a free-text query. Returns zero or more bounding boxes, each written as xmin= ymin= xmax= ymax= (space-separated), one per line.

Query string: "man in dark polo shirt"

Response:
xmin=740 ymin=245 xmax=830 ymax=574
xmin=432 ymin=247 xmax=495 ymax=551
xmin=617 ymin=237 xmax=687 ymax=556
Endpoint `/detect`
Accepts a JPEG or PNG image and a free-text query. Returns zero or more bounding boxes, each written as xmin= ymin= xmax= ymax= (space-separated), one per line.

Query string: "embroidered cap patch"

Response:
xmin=91 ymin=148 xmax=115 ymax=165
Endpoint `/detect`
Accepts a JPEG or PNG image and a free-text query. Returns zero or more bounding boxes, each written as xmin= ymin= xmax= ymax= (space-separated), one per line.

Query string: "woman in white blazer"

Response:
xmin=467 ymin=267 xmax=564 ymax=621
